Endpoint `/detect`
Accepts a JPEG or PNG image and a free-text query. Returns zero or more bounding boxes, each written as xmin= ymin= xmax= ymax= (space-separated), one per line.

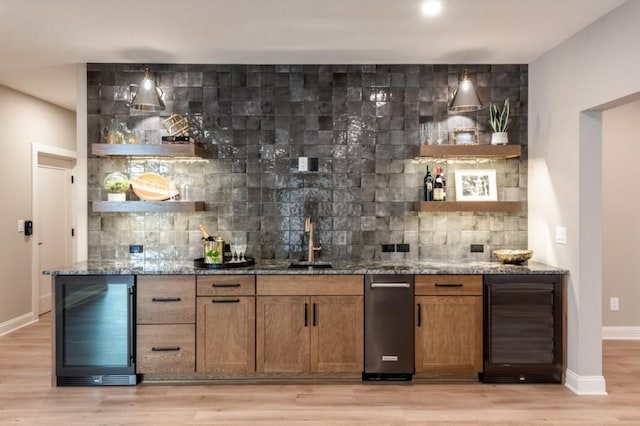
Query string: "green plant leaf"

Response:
xmin=489 ymin=99 xmax=510 ymax=132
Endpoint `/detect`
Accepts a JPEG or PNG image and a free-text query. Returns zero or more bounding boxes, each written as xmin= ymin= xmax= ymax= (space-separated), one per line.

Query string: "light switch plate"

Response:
xmin=298 ymin=157 xmax=308 ymax=172
xmin=555 ymin=226 xmax=567 ymax=244
xmin=18 ymin=219 xmax=24 ymax=233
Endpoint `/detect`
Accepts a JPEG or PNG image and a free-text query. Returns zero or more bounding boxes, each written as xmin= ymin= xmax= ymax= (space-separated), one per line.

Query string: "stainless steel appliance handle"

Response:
xmin=370 ymin=282 xmax=411 ymax=288
xmin=128 ymin=285 xmax=135 ymax=366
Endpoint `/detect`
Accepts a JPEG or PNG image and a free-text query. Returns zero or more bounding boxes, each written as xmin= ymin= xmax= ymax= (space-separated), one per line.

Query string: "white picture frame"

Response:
xmin=455 ymin=169 xmax=497 ymax=201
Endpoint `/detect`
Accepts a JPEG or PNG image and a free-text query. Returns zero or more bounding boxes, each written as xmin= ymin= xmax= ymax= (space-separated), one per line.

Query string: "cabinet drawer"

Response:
xmin=136 ymin=324 xmax=195 ymax=373
xmin=257 ymin=275 xmax=364 ymax=296
xmin=137 ymin=275 xmax=195 ymax=324
xmin=197 ymin=275 xmax=255 ymax=296
xmin=415 ymin=275 xmax=482 ymax=296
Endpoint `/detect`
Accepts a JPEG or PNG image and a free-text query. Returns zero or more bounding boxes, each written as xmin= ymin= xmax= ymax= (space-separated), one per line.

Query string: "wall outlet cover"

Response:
xmin=470 ymin=244 xmax=484 ymax=253
xmin=555 ymin=226 xmax=567 ymax=244
xmin=396 ymin=244 xmax=410 ymax=252
xmin=308 ymin=157 xmax=319 ymax=172
xmin=610 ymin=297 xmax=619 ymax=311
xmin=298 ymin=157 xmax=308 ymax=172
xmin=381 ymin=244 xmax=396 ymax=253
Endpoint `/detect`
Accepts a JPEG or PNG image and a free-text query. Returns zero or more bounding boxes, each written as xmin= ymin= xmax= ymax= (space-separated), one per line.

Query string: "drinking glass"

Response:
xmin=229 ymin=239 xmax=237 ymax=262
xmin=235 ymin=235 xmax=247 ymax=262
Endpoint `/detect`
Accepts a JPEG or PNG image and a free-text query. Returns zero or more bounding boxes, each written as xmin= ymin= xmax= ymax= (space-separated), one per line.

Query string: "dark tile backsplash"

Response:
xmin=87 ymin=63 xmax=528 ymax=262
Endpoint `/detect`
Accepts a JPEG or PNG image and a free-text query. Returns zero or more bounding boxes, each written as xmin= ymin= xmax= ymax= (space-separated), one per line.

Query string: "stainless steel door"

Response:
xmin=364 ymin=274 xmax=414 ymax=378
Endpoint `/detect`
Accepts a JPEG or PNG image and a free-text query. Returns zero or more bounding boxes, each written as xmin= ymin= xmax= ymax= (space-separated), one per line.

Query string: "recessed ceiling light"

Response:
xmin=421 ymin=0 xmax=442 ymax=17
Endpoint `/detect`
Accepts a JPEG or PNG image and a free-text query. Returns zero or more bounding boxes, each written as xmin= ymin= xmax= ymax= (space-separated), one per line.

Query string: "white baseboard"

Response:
xmin=602 ymin=326 xmax=640 ymax=340
xmin=564 ymin=369 xmax=607 ymax=395
xmin=38 ymin=294 xmax=52 ymax=315
xmin=0 ymin=312 xmax=37 ymax=337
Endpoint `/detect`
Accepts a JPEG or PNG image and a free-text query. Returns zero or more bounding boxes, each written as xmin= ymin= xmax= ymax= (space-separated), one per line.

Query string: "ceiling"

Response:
xmin=0 ymin=0 xmax=626 ymax=111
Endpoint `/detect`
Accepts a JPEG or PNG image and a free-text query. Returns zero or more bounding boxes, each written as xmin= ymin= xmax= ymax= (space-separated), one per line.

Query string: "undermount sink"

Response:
xmin=288 ymin=262 xmax=333 ymax=269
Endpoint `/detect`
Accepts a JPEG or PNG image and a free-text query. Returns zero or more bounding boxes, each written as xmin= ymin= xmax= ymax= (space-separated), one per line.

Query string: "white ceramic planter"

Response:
xmin=491 ymin=132 xmax=509 ymax=145
xmin=107 ymin=192 xmax=126 ymax=201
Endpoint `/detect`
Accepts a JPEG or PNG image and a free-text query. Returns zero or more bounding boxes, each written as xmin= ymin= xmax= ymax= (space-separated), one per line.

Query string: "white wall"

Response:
xmin=529 ymin=0 xmax=640 ymax=394
xmin=0 ymin=85 xmax=76 ymax=327
xmin=602 ymin=100 xmax=640 ymax=328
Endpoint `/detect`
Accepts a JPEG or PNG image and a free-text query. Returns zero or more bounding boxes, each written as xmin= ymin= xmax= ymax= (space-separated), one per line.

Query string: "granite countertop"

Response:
xmin=44 ymin=258 xmax=566 ymax=276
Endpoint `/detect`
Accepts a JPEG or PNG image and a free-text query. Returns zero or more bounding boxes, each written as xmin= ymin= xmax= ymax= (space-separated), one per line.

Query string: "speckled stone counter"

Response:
xmin=44 ymin=259 xmax=566 ymax=276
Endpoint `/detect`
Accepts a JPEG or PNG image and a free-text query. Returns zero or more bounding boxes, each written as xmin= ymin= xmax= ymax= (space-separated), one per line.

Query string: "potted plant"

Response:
xmin=103 ymin=172 xmax=130 ymax=201
xmin=489 ymin=98 xmax=510 ymax=145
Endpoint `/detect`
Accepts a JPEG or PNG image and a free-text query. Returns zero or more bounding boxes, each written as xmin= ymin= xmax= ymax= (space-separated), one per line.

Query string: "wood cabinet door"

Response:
xmin=196 ymin=296 xmax=255 ymax=373
xmin=310 ymin=295 xmax=363 ymax=373
xmin=415 ymin=295 xmax=482 ymax=373
xmin=256 ymin=296 xmax=310 ymax=373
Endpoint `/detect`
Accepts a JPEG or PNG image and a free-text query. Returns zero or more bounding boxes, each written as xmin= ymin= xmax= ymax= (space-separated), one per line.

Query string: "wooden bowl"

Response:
xmin=493 ymin=249 xmax=533 ymax=264
xmin=131 ymin=172 xmax=178 ymax=201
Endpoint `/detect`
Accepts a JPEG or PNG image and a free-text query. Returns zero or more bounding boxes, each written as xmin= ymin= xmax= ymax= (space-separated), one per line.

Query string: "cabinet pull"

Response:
xmin=435 ymin=283 xmax=463 ymax=287
xmin=417 ymin=303 xmax=421 ymax=327
xmin=312 ymin=303 xmax=317 ymax=327
xmin=151 ymin=347 xmax=180 ymax=352
xmin=211 ymin=283 xmax=241 ymax=288
xmin=304 ymin=303 xmax=308 ymax=327
xmin=212 ymin=299 xmax=240 ymax=303
xmin=151 ymin=297 xmax=181 ymax=302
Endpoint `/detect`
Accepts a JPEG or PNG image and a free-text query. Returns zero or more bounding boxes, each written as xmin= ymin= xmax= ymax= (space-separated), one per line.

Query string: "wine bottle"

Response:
xmin=433 ymin=166 xmax=445 ymax=201
xmin=199 ymin=224 xmax=214 ymax=241
xmin=423 ymin=165 xmax=434 ymax=201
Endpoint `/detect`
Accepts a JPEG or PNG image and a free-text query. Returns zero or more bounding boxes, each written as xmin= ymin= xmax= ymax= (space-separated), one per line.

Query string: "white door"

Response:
xmin=37 ymin=164 xmax=71 ymax=314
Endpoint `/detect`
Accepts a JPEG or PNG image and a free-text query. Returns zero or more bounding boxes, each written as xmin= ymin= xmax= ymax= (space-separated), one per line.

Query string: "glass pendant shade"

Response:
xmin=448 ymin=69 xmax=484 ymax=113
xmin=129 ymin=67 xmax=165 ymax=111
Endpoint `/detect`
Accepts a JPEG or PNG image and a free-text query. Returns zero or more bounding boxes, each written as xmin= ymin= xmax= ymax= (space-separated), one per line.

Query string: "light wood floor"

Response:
xmin=1 ymin=314 xmax=639 ymax=425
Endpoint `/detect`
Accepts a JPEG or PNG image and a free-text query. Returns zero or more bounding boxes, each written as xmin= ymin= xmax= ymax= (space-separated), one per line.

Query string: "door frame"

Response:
xmin=31 ymin=144 xmax=77 ymax=321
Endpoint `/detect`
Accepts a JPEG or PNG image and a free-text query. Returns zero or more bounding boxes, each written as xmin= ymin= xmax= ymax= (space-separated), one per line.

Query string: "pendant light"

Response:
xmin=448 ymin=69 xmax=484 ymax=113
xmin=129 ymin=67 xmax=165 ymax=111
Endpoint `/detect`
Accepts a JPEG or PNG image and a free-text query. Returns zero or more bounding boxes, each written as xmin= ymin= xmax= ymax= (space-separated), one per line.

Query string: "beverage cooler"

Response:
xmin=481 ymin=274 xmax=564 ymax=383
xmin=54 ymin=275 xmax=138 ymax=386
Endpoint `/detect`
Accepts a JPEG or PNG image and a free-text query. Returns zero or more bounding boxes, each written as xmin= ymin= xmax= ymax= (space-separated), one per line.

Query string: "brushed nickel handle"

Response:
xmin=371 ymin=282 xmax=411 ymax=288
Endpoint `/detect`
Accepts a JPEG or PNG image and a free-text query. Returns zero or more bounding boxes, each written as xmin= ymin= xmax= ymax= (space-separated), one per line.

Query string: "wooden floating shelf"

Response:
xmin=92 ymin=201 xmax=205 ymax=213
xmin=415 ymin=201 xmax=522 ymax=213
xmin=91 ymin=143 xmax=207 ymax=158
xmin=414 ymin=144 xmax=522 ymax=159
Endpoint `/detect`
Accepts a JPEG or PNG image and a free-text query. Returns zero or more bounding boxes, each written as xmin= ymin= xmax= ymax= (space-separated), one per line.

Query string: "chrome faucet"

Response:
xmin=305 ymin=216 xmax=322 ymax=262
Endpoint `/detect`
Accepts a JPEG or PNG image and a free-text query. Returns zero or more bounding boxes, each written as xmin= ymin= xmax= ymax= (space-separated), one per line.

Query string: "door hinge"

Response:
xmin=71 ymin=228 xmax=75 ymax=237
xmin=71 ymin=175 xmax=74 ymax=184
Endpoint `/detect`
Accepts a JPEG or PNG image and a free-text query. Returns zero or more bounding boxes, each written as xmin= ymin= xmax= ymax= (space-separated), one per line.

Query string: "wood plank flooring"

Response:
xmin=1 ymin=313 xmax=639 ymax=425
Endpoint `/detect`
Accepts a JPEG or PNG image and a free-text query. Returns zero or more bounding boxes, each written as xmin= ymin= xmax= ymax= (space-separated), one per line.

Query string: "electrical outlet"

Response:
xmin=396 ymin=244 xmax=410 ymax=252
xmin=298 ymin=157 xmax=308 ymax=172
xmin=556 ymin=226 xmax=567 ymax=244
xmin=129 ymin=244 xmax=144 ymax=254
xmin=610 ymin=297 xmax=619 ymax=311
xmin=470 ymin=244 xmax=484 ymax=253
xmin=381 ymin=244 xmax=396 ymax=253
